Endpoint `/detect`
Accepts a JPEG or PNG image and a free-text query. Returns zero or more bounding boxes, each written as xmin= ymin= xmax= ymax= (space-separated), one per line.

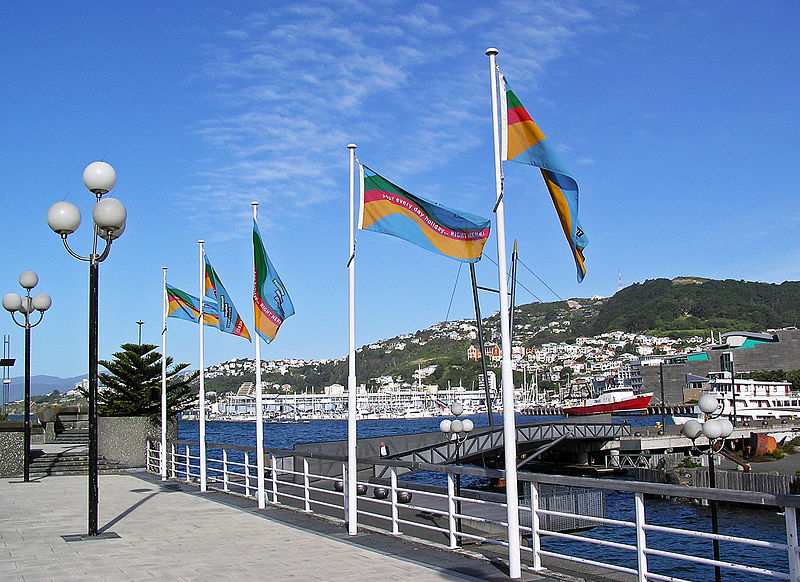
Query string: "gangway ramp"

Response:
xmin=375 ymin=418 xmax=631 ymax=478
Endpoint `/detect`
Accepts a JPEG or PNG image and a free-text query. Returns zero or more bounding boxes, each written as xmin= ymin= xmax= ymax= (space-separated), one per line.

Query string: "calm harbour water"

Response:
xmin=177 ymin=414 xmax=793 ymax=581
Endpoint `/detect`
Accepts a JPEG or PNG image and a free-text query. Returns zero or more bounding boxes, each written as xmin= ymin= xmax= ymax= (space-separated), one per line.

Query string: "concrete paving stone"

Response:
xmin=0 ymin=473 xmax=564 ymax=582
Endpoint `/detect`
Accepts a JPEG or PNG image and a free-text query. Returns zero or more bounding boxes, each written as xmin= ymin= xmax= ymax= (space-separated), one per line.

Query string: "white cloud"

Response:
xmin=179 ymin=1 xmax=634 ymax=238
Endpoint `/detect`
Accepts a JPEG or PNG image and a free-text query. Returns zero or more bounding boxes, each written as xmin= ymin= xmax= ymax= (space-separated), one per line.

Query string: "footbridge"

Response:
xmin=373 ymin=418 xmax=631 ymax=478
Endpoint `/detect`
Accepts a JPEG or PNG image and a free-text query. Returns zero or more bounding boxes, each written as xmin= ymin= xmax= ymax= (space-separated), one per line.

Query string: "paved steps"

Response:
xmin=29 ymin=451 xmax=134 ymax=477
xmin=30 ymin=429 xmax=138 ymax=476
xmin=53 ymin=428 xmax=89 ymax=444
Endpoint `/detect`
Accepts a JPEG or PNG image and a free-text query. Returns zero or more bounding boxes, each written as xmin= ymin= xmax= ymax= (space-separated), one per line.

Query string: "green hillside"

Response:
xmin=591 ymin=278 xmax=800 ymax=336
xmin=203 ymin=277 xmax=800 ymax=393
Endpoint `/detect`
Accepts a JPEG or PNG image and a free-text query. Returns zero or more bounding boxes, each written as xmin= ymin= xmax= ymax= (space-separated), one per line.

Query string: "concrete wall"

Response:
xmin=98 ymin=416 xmax=178 ymax=467
xmin=36 ymin=405 xmax=88 ymax=443
xmin=0 ymin=424 xmax=23 ymax=477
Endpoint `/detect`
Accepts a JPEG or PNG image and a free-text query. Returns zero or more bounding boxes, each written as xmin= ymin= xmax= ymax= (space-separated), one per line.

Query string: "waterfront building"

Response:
xmin=639 ymin=328 xmax=800 ymax=405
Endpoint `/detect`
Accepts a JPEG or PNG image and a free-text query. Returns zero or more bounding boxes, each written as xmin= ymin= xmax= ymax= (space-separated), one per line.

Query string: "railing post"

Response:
xmin=244 ymin=452 xmax=251 ymax=497
xmin=391 ymin=469 xmax=400 ymax=535
xmin=303 ymin=458 xmax=311 ymax=513
xmin=342 ymin=463 xmax=349 ymax=525
xmin=530 ymin=482 xmax=542 ymax=570
xmin=634 ymin=492 xmax=648 ymax=582
xmin=170 ymin=442 xmax=175 ymax=478
xmin=222 ymin=449 xmax=229 ymax=492
xmin=185 ymin=445 xmax=190 ymax=482
xmin=447 ymin=472 xmax=457 ymax=549
xmin=271 ymin=454 xmax=278 ymax=504
xmin=786 ymin=506 xmax=800 ymax=581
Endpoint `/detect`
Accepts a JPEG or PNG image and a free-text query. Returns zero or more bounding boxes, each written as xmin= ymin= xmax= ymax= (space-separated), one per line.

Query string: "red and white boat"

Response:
xmin=562 ymin=387 xmax=653 ymax=416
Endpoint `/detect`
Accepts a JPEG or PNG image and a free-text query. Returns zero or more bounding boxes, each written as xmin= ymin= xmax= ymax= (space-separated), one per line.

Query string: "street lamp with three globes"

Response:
xmin=440 ymin=402 xmax=474 ymax=546
xmin=2 ymin=271 xmax=51 ymax=482
xmin=680 ymin=392 xmax=733 ymax=582
xmin=46 ymin=161 xmax=127 ymax=537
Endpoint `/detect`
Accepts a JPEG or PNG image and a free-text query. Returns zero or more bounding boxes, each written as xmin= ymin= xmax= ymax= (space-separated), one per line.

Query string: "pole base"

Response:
xmin=61 ymin=531 xmax=120 ymax=542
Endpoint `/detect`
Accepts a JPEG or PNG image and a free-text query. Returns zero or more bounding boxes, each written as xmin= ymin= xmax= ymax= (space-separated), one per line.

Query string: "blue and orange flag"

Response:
xmin=204 ymin=255 xmax=251 ymax=341
xmin=500 ymin=74 xmax=588 ymax=282
xmin=359 ymin=166 xmax=491 ymax=263
xmin=166 ymin=283 xmax=220 ymax=327
xmin=253 ymin=221 xmax=294 ymax=343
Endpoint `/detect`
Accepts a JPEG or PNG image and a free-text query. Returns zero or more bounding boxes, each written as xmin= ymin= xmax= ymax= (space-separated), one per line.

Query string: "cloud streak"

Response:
xmin=178 ymin=1 xmax=634 ymax=238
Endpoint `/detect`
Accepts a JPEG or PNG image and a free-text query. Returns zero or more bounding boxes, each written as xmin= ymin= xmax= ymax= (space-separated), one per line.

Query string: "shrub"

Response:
xmin=770 ymin=448 xmax=785 ymax=460
xmin=678 ymin=457 xmax=701 ymax=469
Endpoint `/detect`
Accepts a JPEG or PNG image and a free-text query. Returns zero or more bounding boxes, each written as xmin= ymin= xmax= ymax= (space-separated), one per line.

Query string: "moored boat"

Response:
xmin=563 ymin=387 xmax=653 ymax=416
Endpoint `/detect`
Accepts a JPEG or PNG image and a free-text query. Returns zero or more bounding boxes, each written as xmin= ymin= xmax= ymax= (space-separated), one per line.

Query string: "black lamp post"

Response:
xmin=440 ymin=401 xmax=474 ymax=546
xmin=681 ymin=393 xmax=733 ymax=582
xmin=47 ymin=162 xmax=127 ymax=537
xmin=721 ymin=352 xmax=737 ymax=426
xmin=3 ymin=272 xmax=51 ymax=482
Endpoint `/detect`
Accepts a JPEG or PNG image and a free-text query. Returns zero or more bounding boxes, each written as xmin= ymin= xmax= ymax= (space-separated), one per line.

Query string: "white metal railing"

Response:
xmin=146 ymin=439 xmax=800 ymax=582
xmin=605 ymin=452 xmax=687 ymax=470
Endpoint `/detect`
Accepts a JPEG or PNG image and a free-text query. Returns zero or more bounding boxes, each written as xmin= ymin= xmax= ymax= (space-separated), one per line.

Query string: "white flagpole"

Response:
xmin=161 ymin=266 xmax=168 ymax=481
xmin=252 ymin=201 xmax=266 ymax=510
xmin=198 ymin=240 xmax=207 ymax=492
xmin=486 ymin=47 xmax=521 ymax=579
xmin=347 ymin=143 xmax=358 ymax=535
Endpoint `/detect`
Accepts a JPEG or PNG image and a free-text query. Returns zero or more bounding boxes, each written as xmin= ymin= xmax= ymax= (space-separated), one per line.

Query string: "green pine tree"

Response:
xmin=97 ymin=343 xmax=198 ymax=420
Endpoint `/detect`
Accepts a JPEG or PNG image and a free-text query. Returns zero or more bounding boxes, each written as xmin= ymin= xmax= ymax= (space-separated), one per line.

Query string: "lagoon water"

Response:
xmin=178 ymin=414 xmax=792 ymax=581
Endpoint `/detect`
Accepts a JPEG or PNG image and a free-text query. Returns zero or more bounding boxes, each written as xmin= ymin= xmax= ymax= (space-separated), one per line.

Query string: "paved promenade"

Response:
xmin=0 ymin=472 xmax=573 ymax=582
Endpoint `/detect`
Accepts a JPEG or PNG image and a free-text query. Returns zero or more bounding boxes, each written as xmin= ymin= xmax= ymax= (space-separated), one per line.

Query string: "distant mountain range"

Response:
xmin=3 ymin=375 xmax=86 ymax=402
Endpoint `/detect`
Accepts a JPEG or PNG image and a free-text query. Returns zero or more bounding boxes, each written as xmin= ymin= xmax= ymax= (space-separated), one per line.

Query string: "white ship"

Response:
xmin=673 ymin=371 xmax=800 ymax=423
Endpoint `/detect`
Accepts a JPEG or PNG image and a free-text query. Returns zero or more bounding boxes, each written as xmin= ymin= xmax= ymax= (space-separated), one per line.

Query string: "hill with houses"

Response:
xmin=12 ymin=277 xmax=798 ymax=408
xmin=200 ymin=277 xmax=800 ymax=399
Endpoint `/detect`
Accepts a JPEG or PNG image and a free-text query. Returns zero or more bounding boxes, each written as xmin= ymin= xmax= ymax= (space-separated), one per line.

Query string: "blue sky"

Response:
xmin=1 ymin=1 xmax=798 ymax=379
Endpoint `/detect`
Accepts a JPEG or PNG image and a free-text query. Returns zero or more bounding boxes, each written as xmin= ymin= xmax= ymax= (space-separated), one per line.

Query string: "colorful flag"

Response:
xmin=500 ymin=74 xmax=588 ymax=282
xmin=359 ymin=166 xmax=491 ymax=263
xmin=166 ymin=283 xmax=220 ymax=327
xmin=253 ymin=221 xmax=294 ymax=343
xmin=203 ymin=255 xmax=251 ymax=341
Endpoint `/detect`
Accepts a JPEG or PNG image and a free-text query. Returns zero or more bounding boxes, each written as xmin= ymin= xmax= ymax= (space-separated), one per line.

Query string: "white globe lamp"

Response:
xmin=681 ymin=419 xmax=703 ymax=440
xmin=47 ymin=201 xmax=81 ymax=235
xmin=698 ymin=393 xmax=720 ymax=415
xmin=83 ymin=161 xmax=116 ymax=195
xmin=92 ymin=197 xmax=127 ymax=232
xmin=18 ymin=271 xmax=38 ymax=290
xmin=32 ymin=293 xmax=52 ymax=312
xmin=702 ymin=419 xmax=723 ymax=440
xmin=2 ymin=293 xmax=22 ymax=313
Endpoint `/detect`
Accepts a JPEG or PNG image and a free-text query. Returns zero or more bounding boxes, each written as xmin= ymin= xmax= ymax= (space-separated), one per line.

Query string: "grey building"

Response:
xmin=639 ymin=328 xmax=800 ymax=405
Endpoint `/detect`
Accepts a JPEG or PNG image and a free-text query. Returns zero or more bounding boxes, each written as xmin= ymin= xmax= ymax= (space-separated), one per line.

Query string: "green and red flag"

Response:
xmin=166 ymin=283 xmax=220 ymax=327
xmin=359 ymin=166 xmax=491 ymax=263
xmin=500 ymin=74 xmax=588 ymax=282
xmin=204 ymin=254 xmax=251 ymax=341
xmin=252 ymin=221 xmax=294 ymax=343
